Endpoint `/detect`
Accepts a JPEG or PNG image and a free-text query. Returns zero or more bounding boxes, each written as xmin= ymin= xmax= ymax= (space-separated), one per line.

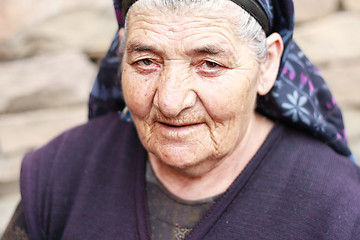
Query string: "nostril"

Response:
xmin=153 ymin=81 xmax=197 ymax=118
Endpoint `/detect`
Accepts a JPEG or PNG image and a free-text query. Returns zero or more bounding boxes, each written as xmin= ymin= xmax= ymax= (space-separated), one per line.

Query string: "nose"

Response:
xmin=154 ymin=65 xmax=197 ymax=118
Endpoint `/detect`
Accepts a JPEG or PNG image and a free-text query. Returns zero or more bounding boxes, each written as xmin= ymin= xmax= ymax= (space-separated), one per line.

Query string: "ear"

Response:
xmin=257 ymin=33 xmax=284 ymax=95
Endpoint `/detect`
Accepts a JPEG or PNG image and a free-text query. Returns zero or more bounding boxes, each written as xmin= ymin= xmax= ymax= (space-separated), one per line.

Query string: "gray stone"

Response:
xmin=0 ymin=105 xmax=87 ymax=167
xmin=318 ymin=59 xmax=360 ymax=107
xmin=0 ymin=181 xmax=19 ymax=198
xmin=344 ymin=106 xmax=360 ymax=162
xmin=294 ymin=0 xmax=340 ymax=23
xmin=0 ymin=51 xmax=95 ymax=113
xmin=294 ymin=12 xmax=360 ymax=65
xmin=0 ymin=154 xmax=22 ymax=183
xmin=342 ymin=0 xmax=360 ymax=11
xmin=341 ymin=107 xmax=360 ymax=142
xmin=0 ymin=192 xmax=20 ymax=236
xmin=0 ymin=0 xmax=115 ymax=42
xmin=349 ymin=140 xmax=360 ymax=164
xmin=0 ymin=105 xmax=87 ymax=233
xmin=0 ymin=8 xmax=117 ymax=60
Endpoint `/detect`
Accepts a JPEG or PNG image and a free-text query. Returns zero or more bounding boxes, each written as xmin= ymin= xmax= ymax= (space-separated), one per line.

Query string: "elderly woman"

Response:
xmin=2 ymin=0 xmax=360 ymax=239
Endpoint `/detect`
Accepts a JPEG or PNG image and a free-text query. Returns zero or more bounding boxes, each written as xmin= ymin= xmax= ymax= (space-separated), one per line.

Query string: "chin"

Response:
xmin=152 ymin=145 xmax=220 ymax=177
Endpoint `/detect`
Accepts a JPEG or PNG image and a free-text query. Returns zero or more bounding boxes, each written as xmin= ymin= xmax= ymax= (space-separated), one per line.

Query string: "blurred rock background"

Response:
xmin=0 ymin=0 xmax=359 ymax=234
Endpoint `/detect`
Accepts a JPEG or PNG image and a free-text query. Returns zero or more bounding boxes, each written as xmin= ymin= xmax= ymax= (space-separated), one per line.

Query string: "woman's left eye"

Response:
xmin=196 ymin=60 xmax=224 ymax=77
xmin=203 ymin=61 xmax=219 ymax=69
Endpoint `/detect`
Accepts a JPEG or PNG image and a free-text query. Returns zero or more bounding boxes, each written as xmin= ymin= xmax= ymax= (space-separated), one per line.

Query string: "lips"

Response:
xmin=156 ymin=121 xmax=205 ymax=138
xmin=160 ymin=122 xmax=201 ymax=128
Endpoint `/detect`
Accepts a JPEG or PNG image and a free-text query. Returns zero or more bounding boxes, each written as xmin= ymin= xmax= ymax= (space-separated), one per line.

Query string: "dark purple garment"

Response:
xmin=21 ymin=113 xmax=360 ymax=240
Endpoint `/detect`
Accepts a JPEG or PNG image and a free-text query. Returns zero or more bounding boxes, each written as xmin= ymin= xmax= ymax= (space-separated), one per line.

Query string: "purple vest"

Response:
xmin=21 ymin=113 xmax=360 ymax=239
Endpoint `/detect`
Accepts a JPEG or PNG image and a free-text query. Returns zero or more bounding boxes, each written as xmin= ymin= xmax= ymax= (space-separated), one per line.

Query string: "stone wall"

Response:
xmin=1 ymin=0 xmax=360 ymax=234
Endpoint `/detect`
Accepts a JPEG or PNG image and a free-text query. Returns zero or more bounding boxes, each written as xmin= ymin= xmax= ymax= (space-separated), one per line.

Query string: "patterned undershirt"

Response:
xmin=146 ymin=162 xmax=222 ymax=240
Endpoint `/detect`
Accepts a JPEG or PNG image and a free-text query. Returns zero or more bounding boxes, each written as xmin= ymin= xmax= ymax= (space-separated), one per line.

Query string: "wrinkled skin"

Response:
xmin=121 ymin=1 xmax=283 ymax=200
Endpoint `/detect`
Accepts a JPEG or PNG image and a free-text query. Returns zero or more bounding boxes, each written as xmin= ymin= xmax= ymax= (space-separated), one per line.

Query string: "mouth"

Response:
xmin=158 ymin=121 xmax=204 ymax=128
xmin=156 ymin=121 xmax=205 ymax=137
xmin=159 ymin=121 xmax=202 ymax=128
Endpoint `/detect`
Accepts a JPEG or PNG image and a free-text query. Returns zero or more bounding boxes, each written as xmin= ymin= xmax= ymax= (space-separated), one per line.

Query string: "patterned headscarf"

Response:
xmin=89 ymin=0 xmax=356 ymax=163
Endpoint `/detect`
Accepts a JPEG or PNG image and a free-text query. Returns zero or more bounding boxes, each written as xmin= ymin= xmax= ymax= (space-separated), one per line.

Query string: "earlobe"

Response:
xmin=258 ymin=33 xmax=284 ymax=96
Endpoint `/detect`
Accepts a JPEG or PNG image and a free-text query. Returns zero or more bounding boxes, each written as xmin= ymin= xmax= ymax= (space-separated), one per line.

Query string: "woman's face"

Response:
xmin=122 ymin=6 xmax=263 ymax=175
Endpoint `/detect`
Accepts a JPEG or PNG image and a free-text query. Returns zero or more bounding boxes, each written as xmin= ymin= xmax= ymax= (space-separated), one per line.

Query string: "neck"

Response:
xmin=148 ymin=113 xmax=274 ymax=201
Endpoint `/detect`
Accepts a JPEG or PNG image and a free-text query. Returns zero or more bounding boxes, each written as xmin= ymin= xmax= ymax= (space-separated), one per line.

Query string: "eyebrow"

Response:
xmin=188 ymin=44 xmax=234 ymax=57
xmin=127 ymin=42 xmax=161 ymax=55
xmin=127 ymin=42 xmax=235 ymax=59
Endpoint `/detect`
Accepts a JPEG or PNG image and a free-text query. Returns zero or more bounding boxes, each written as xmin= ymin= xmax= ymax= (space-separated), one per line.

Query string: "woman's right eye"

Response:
xmin=134 ymin=58 xmax=156 ymax=68
xmin=132 ymin=58 xmax=160 ymax=73
xmin=137 ymin=59 xmax=154 ymax=66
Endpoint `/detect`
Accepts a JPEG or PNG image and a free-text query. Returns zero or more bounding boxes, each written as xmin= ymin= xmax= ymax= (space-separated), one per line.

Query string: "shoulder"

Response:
xmin=20 ymin=113 xmax=144 ymax=239
xmin=273 ymin=124 xmax=360 ymax=185
xmin=260 ymin=123 xmax=360 ymax=236
xmin=268 ymin=123 xmax=360 ymax=195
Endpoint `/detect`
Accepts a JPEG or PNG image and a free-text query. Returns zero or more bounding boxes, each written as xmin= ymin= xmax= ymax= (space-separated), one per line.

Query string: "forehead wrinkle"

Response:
xmin=130 ymin=12 xmax=235 ymax=36
xmin=126 ymin=28 xmax=178 ymax=58
xmin=127 ymin=12 xmax=246 ymax=62
xmin=129 ymin=0 xmax=239 ymax=25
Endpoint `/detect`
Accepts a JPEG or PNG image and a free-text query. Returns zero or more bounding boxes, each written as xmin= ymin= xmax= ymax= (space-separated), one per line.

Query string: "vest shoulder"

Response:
xmin=20 ymin=113 xmax=145 ymax=239
xmin=267 ymin=124 xmax=360 ymax=202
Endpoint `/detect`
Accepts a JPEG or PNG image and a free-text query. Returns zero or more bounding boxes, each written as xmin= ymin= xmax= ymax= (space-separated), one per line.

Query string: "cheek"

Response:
xmin=201 ymin=77 xmax=255 ymax=122
xmin=122 ymin=67 xmax=156 ymax=118
xmin=199 ymin=75 xmax=258 ymax=151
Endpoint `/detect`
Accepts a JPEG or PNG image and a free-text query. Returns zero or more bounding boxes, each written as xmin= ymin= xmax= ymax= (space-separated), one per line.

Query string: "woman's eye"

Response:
xmin=138 ymin=59 xmax=153 ymax=66
xmin=196 ymin=60 xmax=224 ymax=77
xmin=204 ymin=61 xmax=219 ymax=69
xmin=133 ymin=58 xmax=159 ymax=73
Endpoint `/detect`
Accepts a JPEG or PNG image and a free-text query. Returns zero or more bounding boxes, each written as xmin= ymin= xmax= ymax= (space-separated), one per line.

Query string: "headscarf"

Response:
xmin=89 ymin=0 xmax=356 ymax=163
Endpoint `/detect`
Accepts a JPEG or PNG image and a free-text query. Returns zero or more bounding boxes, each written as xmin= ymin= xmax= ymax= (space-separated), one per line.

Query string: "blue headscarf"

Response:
xmin=89 ymin=0 xmax=356 ymax=163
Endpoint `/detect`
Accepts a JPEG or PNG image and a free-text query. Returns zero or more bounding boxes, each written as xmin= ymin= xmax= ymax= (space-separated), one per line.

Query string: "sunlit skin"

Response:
xmin=121 ymin=1 xmax=283 ymax=200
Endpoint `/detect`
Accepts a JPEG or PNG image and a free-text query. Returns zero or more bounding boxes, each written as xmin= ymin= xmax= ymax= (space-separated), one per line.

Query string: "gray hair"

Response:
xmin=119 ymin=0 xmax=267 ymax=63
